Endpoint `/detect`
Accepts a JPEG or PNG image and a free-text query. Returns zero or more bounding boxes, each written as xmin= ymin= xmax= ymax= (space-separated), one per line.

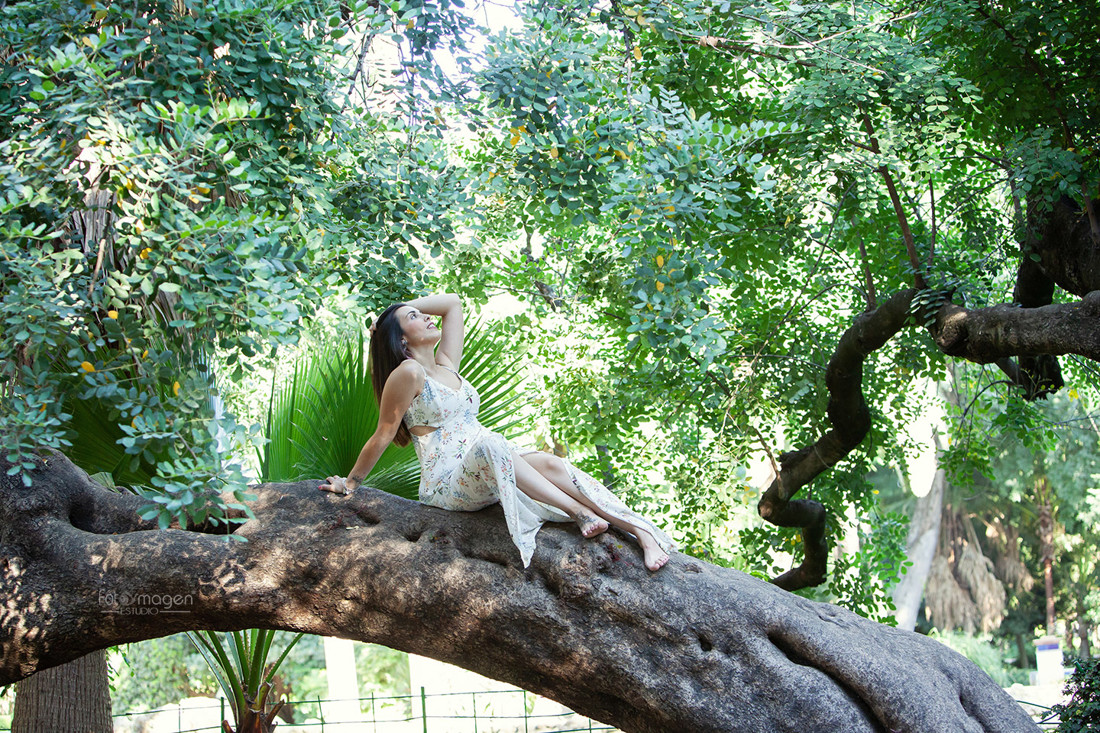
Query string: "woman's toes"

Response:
xmin=644 ymin=549 xmax=669 ymax=572
xmin=575 ymin=513 xmax=608 ymax=538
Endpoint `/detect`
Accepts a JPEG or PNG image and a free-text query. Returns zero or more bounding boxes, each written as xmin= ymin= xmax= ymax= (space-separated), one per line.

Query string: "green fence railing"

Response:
xmin=89 ymin=687 xmax=618 ymax=733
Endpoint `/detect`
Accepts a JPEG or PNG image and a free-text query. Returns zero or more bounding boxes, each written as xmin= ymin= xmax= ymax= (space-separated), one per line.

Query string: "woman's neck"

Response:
xmin=407 ymin=345 xmax=437 ymax=370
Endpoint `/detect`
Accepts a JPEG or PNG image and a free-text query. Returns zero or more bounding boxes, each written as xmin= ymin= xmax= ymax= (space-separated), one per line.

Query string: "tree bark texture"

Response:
xmin=0 ymin=451 xmax=1038 ymax=733
xmin=11 ymin=651 xmax=112 ymax=733
xmin=1026 ymin=196 xmax=1100 ymax=299
xmin=749 ymin=273 xmax=1100 ymax=595
xmin=931 ymin=291 xmax=1100 ymax=364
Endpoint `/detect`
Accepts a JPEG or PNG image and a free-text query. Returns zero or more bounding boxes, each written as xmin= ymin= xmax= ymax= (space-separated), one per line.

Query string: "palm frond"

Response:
xmin=259 ymin=319 xmax=529 ymax=500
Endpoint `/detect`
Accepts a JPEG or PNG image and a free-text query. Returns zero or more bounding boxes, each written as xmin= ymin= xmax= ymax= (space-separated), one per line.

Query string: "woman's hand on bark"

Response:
xmin=319 ymin=476 xmax=349 ymax=495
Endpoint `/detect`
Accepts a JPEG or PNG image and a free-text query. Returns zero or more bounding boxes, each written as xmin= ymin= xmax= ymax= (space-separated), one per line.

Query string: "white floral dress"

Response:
xmin=404 ymin=366 xmax=674 ymax=567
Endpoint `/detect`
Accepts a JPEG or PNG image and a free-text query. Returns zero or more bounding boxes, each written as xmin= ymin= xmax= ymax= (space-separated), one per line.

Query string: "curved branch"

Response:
xmin=758 ymin=290 xmax=917 ymax=591
xmin=0 ymin=451 xmax=1037 ymax=733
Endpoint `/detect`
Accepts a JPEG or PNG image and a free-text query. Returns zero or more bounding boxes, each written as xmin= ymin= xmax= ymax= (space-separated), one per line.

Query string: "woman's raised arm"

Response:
xmin=319 ymin=361 xmax=424 ymax=494
xmin=406 ymin=293 xmax=463 ymax=369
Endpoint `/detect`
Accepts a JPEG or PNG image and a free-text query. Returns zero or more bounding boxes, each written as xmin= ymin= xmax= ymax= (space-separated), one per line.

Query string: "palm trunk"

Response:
xmin=1036 ymin=476 xmax=1055 ymax=635
xmin=12 ymin=651 xmax=112 ymax=733
xmin=892 ymin=441 xmax=946 ymax=631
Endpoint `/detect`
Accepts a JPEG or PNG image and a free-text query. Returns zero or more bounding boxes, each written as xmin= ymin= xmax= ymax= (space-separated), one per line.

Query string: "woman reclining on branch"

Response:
xmin=318 ymin=293 xmax=673 ymax=571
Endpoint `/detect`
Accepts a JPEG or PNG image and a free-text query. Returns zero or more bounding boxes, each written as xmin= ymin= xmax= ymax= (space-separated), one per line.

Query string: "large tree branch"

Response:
xmin=759 ymin=290 xmax=917 ymax=591
xmin=931 ymin=292 xmax=1100 ymax=364
xmin=758 ymin=285 xmax=1100 ymax=592
xmin=0 ymin=451 xmax=1036 ymax=732
xmin=1027 ymin=196 xmax=1100 ymax=299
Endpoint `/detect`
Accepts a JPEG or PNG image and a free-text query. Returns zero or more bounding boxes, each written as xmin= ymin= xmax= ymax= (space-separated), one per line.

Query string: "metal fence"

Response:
xmin=99 ymin=687 xmax=618 ymax=733
xmin=2 ymin=690 xmax=1059 ymax=731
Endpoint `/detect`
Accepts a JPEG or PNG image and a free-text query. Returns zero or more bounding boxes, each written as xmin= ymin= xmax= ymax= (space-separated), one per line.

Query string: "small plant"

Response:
xmin=187 ymin=629 xmax=303 ymax=733
xmin=1053 ymin=658 xmax=1100 ymax=733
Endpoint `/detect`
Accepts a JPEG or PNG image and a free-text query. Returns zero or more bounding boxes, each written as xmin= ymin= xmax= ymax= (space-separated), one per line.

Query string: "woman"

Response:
xmin=318 ymin=293 xmax=672 ymax=571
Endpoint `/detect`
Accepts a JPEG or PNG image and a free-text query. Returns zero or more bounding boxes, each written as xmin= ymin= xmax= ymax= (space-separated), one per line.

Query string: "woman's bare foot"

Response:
xmin=635 ymin=528 xmax=669 ymax=571
xmin=573 ymin=510 xmax=609 ymax=538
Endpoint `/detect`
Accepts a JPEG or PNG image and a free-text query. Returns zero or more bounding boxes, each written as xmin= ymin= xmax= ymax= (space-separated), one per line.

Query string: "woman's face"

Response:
xmin=395 ymin=306 xmax=440 ymax=346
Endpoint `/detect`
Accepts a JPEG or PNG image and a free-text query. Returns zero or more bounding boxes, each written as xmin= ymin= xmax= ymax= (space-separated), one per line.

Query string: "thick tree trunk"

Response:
xmin=11 ymin=651 xmax=112 ymax=733
xmin=1037 ymin=480 xmax=1056 ymax=636
xmin=892 ymin=444 xmax=946 ymax=632
xmin=0 ymin=451 xmax=1038 ymax=732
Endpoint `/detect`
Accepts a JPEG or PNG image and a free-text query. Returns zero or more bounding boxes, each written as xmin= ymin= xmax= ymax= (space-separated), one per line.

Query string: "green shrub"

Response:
xmin=1054 ymin=658 xmax=1100 ymax=732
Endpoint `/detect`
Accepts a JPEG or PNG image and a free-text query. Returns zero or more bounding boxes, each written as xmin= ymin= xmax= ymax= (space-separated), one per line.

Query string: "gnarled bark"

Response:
xmin=0 ymin=451 xmax=1037 ymax=733
xmin=931 ymin=291 xmax=1100 ymax=364
xmin=993 ymin=195 xmax=1100 ymax=398
xmin=1027 ymin=196 xmax=1100 ymax=299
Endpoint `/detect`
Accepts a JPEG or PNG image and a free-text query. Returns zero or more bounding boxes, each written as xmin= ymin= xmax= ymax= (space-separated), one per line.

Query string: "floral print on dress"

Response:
xmin=404 ymin=366 xmax=674 ymax=567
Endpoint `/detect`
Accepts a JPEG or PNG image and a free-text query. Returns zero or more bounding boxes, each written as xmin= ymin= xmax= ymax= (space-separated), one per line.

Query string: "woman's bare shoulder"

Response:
xmin=389 ymin=359 xmax=427 ymax=388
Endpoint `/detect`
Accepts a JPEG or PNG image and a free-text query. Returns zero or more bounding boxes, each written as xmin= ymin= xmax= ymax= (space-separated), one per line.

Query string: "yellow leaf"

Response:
xmin=1069 ymin=388 xmax=1079 ymax=400
xmin=633 ymin=46 xmax=642 ymax=61
xmin=139 ymin=247 xmax=152 ymax=259
xmin=81 ymin=361 xmax=95 ymax=373
xmin=141 ymin=350 xmax=148 ymax=359
xmin=549 ymin=146 xmax=559 ymax=159
xmin=509 ymin=134 xmax=520 ymax=147
xmin=655 ymin=281 xmax=665 ymax=292
xmin=173 ymin=381 xmax=181 ymax=397
xmin=406 ymin=19 xmax=414 ymax=29
xmin=627 ymin=141 xmax=635 ymax=153
xmin=107 ymin=310 xmax=118 ymax=319
xmin=656 ymin=255 xmax=664 ymax=268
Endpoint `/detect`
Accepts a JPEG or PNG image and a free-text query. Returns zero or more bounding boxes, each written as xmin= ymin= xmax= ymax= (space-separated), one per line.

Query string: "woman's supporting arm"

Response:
xmin=407 ymin=292 xmax=463 ymax=368
xmin=319 ymin=361 xmax=423 ymax=494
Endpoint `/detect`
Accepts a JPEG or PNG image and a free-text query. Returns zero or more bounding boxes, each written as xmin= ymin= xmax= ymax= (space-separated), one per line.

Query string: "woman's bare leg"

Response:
xmin=519 ymin=452 xmax=669 ymax=571
xmin=511 ymin=453 xmax=608 ymax=538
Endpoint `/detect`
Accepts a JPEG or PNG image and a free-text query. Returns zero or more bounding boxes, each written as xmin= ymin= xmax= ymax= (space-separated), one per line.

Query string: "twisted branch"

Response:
xmin=759 ymin=290 xmax=917 ymax=591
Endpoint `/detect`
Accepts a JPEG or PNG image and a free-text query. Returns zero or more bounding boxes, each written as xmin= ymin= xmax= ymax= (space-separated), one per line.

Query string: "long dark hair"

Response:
xmin=370 ymin=303 xmax=413 ymax=447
